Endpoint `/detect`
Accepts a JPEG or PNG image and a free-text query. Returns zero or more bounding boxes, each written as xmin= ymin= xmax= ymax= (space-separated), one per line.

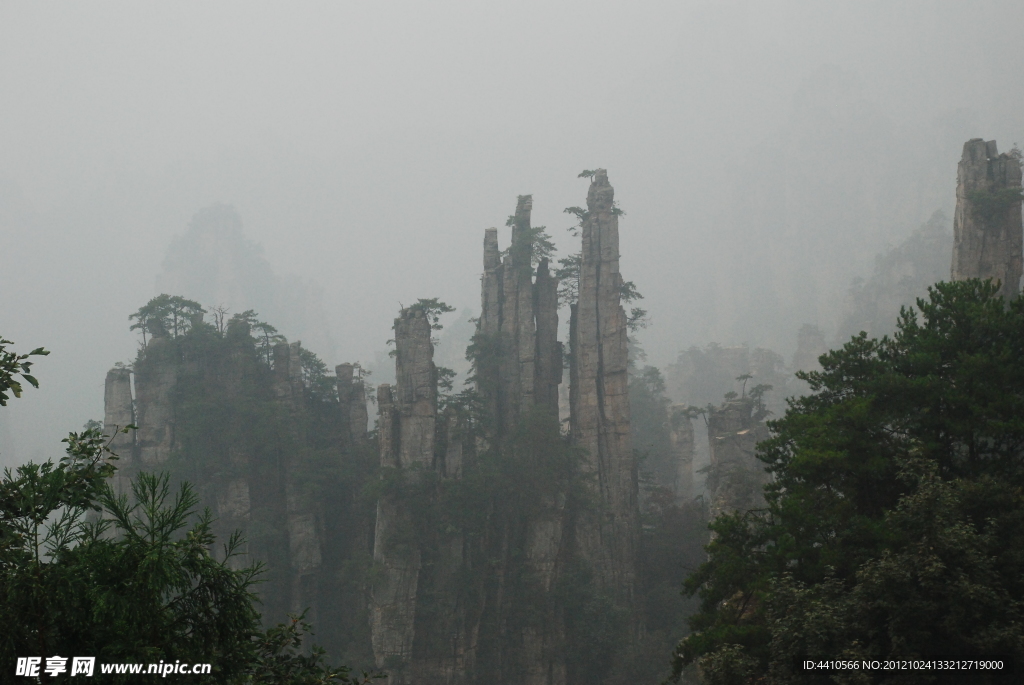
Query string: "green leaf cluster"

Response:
xmin=676 ymin=279 xmax=1024 ymax=683
xmin=0 ymin=428 xmax=261 ymax=682
xmin=129 ymin=294 xmax=206 ymax=343
xmin=246 ymin=613 xmax=383 ymax=685
xmin=0 ymin=337 xmax=48 ymax=406
xmin=0 ymin=334 xmax=381 ymax=683
xmin=555 ymin=253 xmax=582 ymax=307
xmin=406 ymin=298 xmax=456 ymax=331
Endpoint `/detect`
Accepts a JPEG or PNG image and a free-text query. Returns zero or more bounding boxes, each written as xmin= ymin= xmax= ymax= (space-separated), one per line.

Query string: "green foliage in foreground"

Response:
xmin=0 ymin=338 xmax=380 ymax=684
xmin=0 ymin=337 xmax=48 ymax=406
xmin=675 ymin=280 xmax=1024 ymax=684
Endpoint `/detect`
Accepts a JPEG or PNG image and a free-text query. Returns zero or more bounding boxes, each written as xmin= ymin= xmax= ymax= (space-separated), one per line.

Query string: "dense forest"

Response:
xmin=2 ymin=142 xmax=1022 ymax=685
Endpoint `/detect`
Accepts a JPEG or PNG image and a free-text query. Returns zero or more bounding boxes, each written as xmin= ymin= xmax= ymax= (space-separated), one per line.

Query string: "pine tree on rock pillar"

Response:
xmin=369 ymin=308 xmax=436 ymax=684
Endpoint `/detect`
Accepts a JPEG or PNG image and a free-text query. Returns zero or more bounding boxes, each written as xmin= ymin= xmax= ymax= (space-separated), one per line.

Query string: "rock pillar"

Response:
xmin=337 ymin=363 xmax=369 ymax=445
xmin=706 ymin=398 xmax=770 ymax=521
xmin=273 ymin=341 xmax=324 ymax=628
xmin=791 ymin=324 xmax=828 ymax=374
xmin=370 ymin=309 xmax=437 ymax=683
xmin=475 ymin=195 xmax=566 ymax=685
xmin=216 ymin=318 xmax=259 ymax=571
xmin=498 ymin=195 xmax=537 ymax=430
xmin=534 ymin=258 xmax=561 ymax=415
xmin=103 ymin=367 xmax=135 ymax=495
xmin=668 ymin=404 xmax=695 ymax=502
xmin=479 ymin=228 xmax=504 ymax=428
xmin=569 ymin=169 xmax=639 ymax=601
xmin=134 ymin=336 xmax=177 ymax=465
xmin=951 ymin=138 xmax=1024 ymax=297
xmin=394 ymin=311 xmax=437 ymax=469
xmin=478 ymin=196 xmax=563 ymax=436
xmin=336 ymin=363 xmax=355 ymax=446
xmin=351 ymin=370 xmax=369 ymax=442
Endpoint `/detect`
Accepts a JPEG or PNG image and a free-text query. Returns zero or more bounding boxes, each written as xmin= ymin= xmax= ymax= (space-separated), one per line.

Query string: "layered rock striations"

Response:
xmin=667 ymin=405 xmax=695 ymax=502
xmin=273 ymin=341 xmax=324 ymax=625
xmin=479 ymin=196 xmax=563 ymax=435
xmin=705 ymin=398 xmax=770 ymax=521
xmin=951 ymin=139 xmax=1024 ymax=297
xmin=477 ymin=196 xmax=566 ymax=685
xmin=415 ymin=406 xmax=477 ymax=685
xmin=102 ymin=322 xmax=370 ymax=648
xmin=569 ymin=170 xmax=639 ymax=602
xmin=533 ymin=258 xmax=561 ymax=416
xmin=336 ymin=363 xmax=369 ymax=446
xmin=480 ymin=196 xmax=570 ymax=684
xmin=134 ymin=333 xmax=177 ymax=466
xmin=369 ymin=308 xmax=437 ymax=683
xmin=110 ymin=173 xmax=654 ymax=682
xmin=102 ymin=366 xmax=135 ymax=496
xmin=498 ymin=195 xmax=539 ymax=427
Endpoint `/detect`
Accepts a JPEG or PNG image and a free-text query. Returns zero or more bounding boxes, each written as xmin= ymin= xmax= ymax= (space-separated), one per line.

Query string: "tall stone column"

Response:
xmin=351 ymin=368 xmax=369 ymax=443
xmin=476 ymin=196 xmax=566 ymax=685
xmin=569 ymin=169 xmax=639 ymax=603
xmin=370 ymin=309 xmax=437 ymax=684
xmin=103 ymin=367 xmax=136 ymax=496
xmin=413 ymin=405 xmax=480 ymax=685
xmin=706 ymin=398 xmax=770 ymax=521
xmin=336 ymin=363 xmax=355 ymax=447
xmin=273 ymin=341 xmax=324 ymax=628
xmin=498 ymin=195 xmax=539 ymax=431
xmin=214 ymin=317 xmax=259 ymax=571
xmin=479 ymin=228 xmax=504 ymax=433
xmin=951 ymin=138 xmax=1024 ymax=298
xmin=534 ymin=258 xmax=561 ymax=415
xmin=336 ymin=363 xmax=369 ymax=445
xmin=478 ymin=195 xmax=564 ymax=436
xmin=791 ymin=324 xmax=827 ymax=374
xmin=668 ymin=404 xmax=695 ymax=502
xmin=394 ymin=311 xmax=437 ymax=469
xmin=134 ymin=336 xmax=177 ymax=466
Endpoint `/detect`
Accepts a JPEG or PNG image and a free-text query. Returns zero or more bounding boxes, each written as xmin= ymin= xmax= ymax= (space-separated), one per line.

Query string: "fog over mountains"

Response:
xmin=2 ymin=1 xmax=1022 ymax=465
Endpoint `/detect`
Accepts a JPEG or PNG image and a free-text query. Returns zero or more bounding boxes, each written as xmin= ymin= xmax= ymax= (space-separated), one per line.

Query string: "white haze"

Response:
xmin=2 ymin=0 xmax=1022 ymax=465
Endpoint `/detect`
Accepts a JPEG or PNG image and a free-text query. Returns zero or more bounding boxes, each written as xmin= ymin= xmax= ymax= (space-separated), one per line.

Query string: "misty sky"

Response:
xmin=2 ymin=0 xmax=1022 ymax=465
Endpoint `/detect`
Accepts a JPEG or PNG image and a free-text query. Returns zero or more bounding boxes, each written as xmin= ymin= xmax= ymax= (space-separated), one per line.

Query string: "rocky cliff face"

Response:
xmin=335 ymin=363 xmax=369 ymax=444
xmin=273 ymin=341 xmax=324 ymax=625
xmin=133 ymin=335 xmax=177 ymax=466
xmin=416 ymin=407 xmax=476 ymax=685
xmin=951 ymin=139 xmax=1024 ymax=297
xmin=476 ymin=196 xmax=566 ymax=685
xmin=498 ymin=196 xmax=539 ymax=429
xmin=102 ymin=324 xmax=369 ymax=649
xmin=368 ymin=194 xmax=573 ymax=684
xmin=706 ymin=398 xmax=770 ymax=521
xmin=110 ymin=172 xmax=652 ymax=682
xmin=369 ymin=309 xmax=437 ymax=683
xmin=366 ymin=177 xmax=648 ymax=683
xmin=102 ymin=367 xmax=135 ymax=497
xmin=668 ymin=405 xmax=695 ymax=502
xmin=479 ymin=196 xmax=563 ymax=435
xmin=569 ymin=170 xmax=639 ymax=603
